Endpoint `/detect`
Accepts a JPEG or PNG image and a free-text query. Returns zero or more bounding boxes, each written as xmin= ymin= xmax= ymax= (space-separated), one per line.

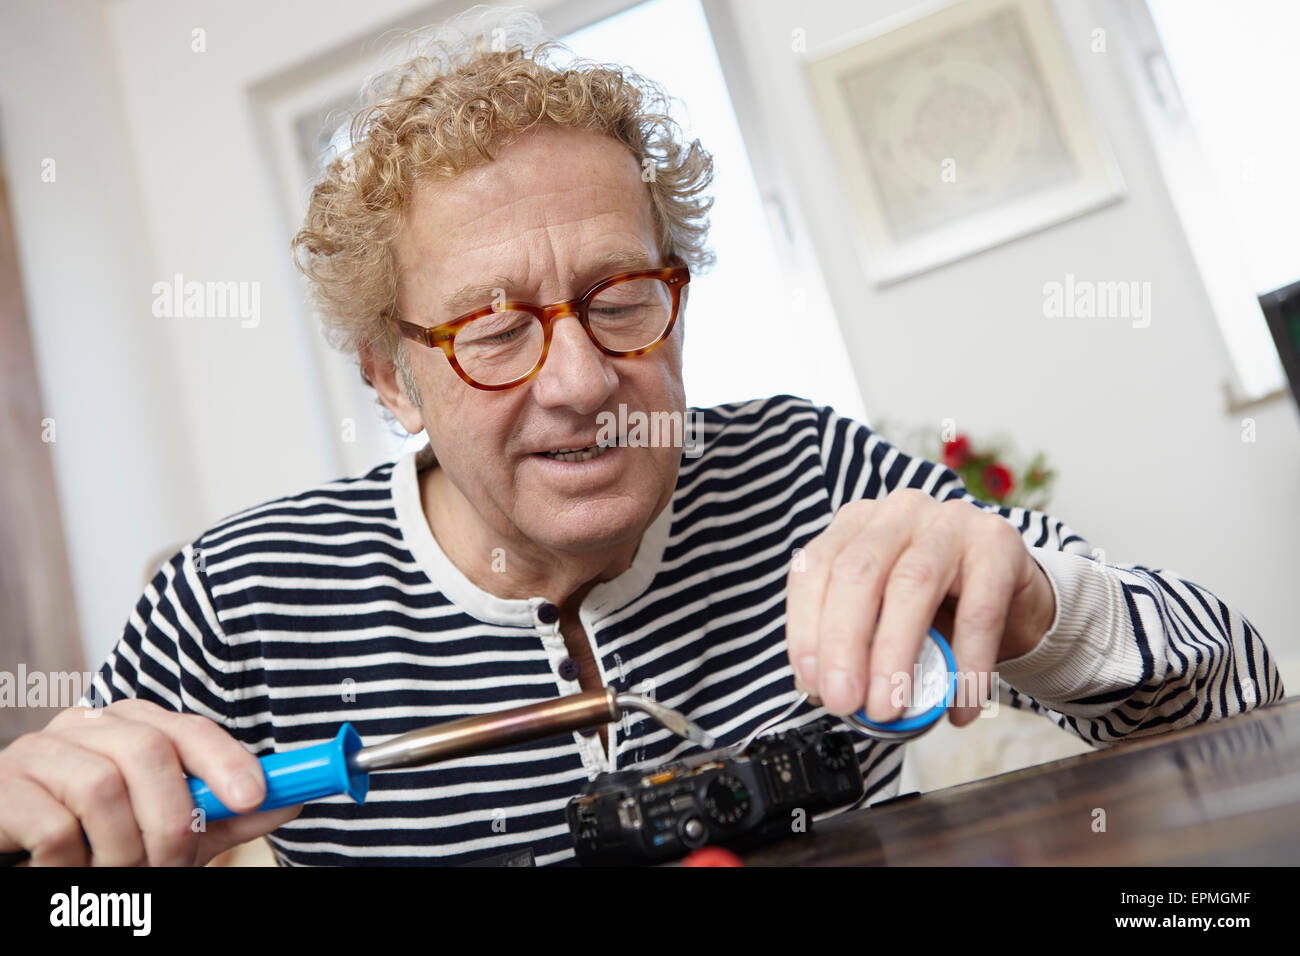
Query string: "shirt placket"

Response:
xmin=531 ymin=598 xmax=610 ymax=775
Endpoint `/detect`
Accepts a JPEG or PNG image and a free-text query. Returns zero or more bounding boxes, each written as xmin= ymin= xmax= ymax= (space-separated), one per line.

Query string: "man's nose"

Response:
xmin=533 ymin=311 xmax=616 ymax=411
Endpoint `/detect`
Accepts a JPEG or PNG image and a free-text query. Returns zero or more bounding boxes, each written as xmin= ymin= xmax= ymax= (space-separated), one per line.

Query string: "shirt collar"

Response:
xmin=390 ymin=444 xmax=673 ymax=627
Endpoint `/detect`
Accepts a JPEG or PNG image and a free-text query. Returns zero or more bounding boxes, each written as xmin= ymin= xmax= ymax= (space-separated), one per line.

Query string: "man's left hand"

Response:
xmin=785 ymin=490 xmax=1057 ymax=727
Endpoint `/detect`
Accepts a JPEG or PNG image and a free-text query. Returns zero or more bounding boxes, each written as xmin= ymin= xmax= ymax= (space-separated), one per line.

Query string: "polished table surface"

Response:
xmin=738 ymin=696 xmax=1300 ymax=865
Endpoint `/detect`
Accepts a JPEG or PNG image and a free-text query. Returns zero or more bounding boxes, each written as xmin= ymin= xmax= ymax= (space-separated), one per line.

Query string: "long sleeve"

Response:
xmin=815 ymin=402 xmax=1285 ymax=748
xmin=80 ymin=543 xmax=241 ymax=731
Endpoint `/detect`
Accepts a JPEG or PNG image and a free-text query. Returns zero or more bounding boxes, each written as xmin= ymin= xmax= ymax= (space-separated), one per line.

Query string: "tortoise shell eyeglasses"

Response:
xmin=384 ymin=263 xmax=690 ymax=391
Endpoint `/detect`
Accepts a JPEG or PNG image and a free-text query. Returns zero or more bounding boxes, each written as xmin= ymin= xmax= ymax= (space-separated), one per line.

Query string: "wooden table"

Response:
xmin=739 ymin=697 xmax=1300 ymax=865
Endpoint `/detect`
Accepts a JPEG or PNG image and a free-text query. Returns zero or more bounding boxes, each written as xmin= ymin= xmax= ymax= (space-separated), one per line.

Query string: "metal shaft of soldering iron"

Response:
xmin=351 ymin=687 xmax=714 ymax=773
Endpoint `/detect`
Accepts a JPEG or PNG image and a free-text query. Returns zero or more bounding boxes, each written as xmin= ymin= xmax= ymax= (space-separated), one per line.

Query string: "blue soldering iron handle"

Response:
xmin=186 ymin=723 xmax=369 ymax=822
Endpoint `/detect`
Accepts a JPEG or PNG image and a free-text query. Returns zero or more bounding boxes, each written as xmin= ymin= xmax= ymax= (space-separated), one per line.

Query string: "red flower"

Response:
xmin=983 ymin=463 xmax=1015 ymax=499
xmin=943 ymin=435 xmax=971 ymax=469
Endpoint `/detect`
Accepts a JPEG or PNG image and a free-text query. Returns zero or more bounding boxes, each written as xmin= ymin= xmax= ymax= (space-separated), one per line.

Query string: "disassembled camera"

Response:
xmin=566 ymin=717 xmax=863 ymax=865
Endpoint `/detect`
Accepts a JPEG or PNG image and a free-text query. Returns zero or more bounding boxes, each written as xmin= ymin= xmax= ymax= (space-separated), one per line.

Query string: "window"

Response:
xmin=1145 ymin=0 xmax=1300 ymax=297
xmin=561 ymin=0 xmax=863 ymax=414
xmin=1115 ymin=0 xmax=1294 ymax=403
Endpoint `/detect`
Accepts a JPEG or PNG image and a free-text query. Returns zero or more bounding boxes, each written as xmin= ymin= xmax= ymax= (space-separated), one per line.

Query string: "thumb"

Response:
xmin=193 ymin=804 xmax=302 ymax=865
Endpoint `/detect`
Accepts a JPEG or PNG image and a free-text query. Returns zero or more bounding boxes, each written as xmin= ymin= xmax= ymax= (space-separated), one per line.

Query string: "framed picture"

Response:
xmin=805 ymin=0 xmax=1125 ymax=285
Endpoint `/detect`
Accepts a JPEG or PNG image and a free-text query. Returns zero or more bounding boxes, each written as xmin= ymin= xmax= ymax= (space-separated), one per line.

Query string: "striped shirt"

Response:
xmin=89 ymin=394 xmax=1284 ymax=865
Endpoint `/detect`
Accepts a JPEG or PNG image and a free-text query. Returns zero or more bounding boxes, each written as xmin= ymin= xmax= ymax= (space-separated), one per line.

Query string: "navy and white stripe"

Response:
xmin=90 ymin=394 xmax=1283 ymax=865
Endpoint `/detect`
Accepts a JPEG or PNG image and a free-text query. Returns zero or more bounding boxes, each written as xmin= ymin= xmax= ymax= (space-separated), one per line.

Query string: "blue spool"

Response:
xmin=848 ymin=628 xmax=958 ymax=739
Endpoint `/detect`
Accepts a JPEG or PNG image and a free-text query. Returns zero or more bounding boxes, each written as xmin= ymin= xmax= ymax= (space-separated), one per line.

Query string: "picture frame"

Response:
xmin=805 ymin=0 xmax=1126 ymax=285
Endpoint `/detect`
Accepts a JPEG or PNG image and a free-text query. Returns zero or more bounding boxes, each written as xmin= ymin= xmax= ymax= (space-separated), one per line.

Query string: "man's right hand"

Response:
xmin=0 ymin=698 xmax=301 ymax=866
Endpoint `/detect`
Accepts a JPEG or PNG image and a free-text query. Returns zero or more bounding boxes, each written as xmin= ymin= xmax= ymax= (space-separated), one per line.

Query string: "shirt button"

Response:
xmin=537 ymin=602 xmax=560 ymax=625
xmin=558 ymin=657 xmax=581 ymax=682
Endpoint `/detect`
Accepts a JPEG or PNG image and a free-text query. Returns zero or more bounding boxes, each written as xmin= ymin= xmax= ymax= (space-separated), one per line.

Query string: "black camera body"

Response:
xmin=566 ymin=717 xmax=863 ymax=865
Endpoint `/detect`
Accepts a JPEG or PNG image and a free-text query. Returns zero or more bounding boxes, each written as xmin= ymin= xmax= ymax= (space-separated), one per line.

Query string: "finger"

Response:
xmin=787 ymin=500 xmax=878 ymax=693
xmin=814 ymin=507 xmax=921 ymax=716
xmin=932 ymin=597 xmax=958 ymax=644
xmin=8 ymin=730 xmax=147 ymax=866
xmin=195 ymin=804 xmax=302 ymax=866
xmin=101 ymin=700 xmax=266 ymax=814
xmin=45 ymin=717 xmax=199 ymax=866
xmin=0 ymin=774 xmax=89 ymax=866
xmin=946 ymin=542 xmax=1018 ymax=728
xmin=866 ymin=528 xmax=961 ymax=722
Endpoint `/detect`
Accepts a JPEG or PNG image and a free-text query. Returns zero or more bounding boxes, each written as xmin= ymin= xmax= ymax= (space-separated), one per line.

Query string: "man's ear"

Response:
xmin=358 ymin=339 xmax=425 ymax=435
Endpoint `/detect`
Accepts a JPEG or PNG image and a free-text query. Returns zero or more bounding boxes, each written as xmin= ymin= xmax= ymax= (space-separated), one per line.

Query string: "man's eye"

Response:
xmin=486 ymin=326 xmax=528 ymax=343
xmin=459 ymin=313 xmax=532 ymax=346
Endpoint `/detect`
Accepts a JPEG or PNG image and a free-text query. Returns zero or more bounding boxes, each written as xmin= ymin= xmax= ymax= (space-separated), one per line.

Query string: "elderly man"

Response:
xmin=0 ymin=15 xmax=1283 ymax=867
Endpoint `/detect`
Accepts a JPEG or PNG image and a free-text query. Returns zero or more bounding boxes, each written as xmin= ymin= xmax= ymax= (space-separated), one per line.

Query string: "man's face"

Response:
xmin=387 ymin=124 xmax=687 ymax=557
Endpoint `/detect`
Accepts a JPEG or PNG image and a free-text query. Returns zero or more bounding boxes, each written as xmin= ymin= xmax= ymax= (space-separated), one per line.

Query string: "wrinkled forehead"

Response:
xmin=392 ymin=126 xmax=662 ymax=316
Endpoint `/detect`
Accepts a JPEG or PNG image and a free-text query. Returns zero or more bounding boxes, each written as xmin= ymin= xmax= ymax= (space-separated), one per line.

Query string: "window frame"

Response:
xmin=1108 ymin=0 xmax=1289 ymax=410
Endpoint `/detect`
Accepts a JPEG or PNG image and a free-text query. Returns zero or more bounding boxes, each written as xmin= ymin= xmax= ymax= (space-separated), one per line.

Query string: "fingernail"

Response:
xmin=822 ymin=668 xmax=858 ymax=715
xmin=867 ymin=675 xmax=894 ymax=722
xmin=798 ymin=656 xmax=819 ymax=691
xmin=230 ymin=772 xmax=263 ymax=807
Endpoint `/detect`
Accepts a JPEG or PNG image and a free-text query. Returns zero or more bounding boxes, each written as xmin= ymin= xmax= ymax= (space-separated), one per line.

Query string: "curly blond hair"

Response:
xmin=290 ymin=5 xmax=716 ymax=407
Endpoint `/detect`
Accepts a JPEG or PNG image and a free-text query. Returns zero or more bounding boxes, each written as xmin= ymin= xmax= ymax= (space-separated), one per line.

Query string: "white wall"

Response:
xmin=1 ymin=0 xmax=198 ymax=669
xmin=4 ymin=0 xmax=1297 ymax=708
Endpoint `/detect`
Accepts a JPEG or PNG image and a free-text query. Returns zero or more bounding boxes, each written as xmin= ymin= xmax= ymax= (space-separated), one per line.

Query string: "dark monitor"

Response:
xmin=1260 ymin=279 xmax=1300 ymax=411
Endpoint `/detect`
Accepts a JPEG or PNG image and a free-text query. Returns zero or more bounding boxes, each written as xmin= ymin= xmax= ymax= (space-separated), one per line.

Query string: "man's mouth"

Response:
xmin=538 ymin=444 xmax=610 ymax=462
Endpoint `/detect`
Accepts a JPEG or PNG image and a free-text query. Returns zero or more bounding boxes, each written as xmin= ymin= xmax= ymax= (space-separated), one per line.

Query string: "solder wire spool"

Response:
xmin=845 ymin=627 xmax=958 ymax=741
